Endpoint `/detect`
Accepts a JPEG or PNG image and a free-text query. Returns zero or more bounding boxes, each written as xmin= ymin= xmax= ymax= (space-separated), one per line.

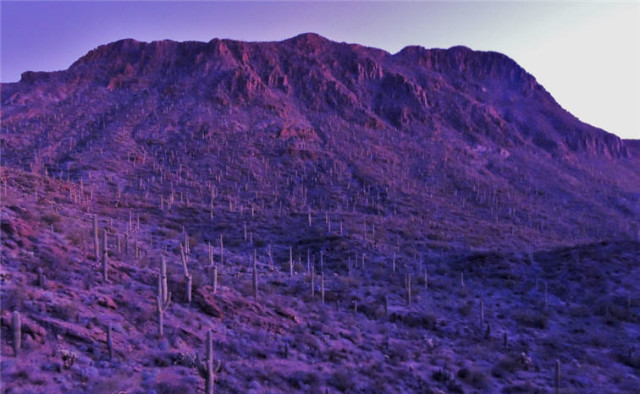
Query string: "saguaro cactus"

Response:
xmin=267 ymin=244 xmax=274 ymax=268
xmin=102 ymin=230 xmax=109 ymax=282
xmin=198 ymin=330 xmax=221 ymax=394
xmin=93 ymin=215 xmax=99 ymax=261
xmin=543 ymin=282 xmax=549 ymax=309
xmin=160 ymin=257 xmax=169 ymax=304
xmin=156 ymin=264 xmax=172 ymax=337
xmin=219 ymin=234 xmax=224 ymax=266
xmin=180 ymin=244 xmax=192 ymax=303
xmin=211 ymin=266 xmax=218 ymax=294
xmin=554 ymin=360 xmax=560 ymax=394
xmin=252 ymin=250 xmax=258 ymax=299
xmin=125 ymin=231 xmax=129 ymax=256
xmin=12 ymin=311 xmax=21 ymax=357
xmin=384 ymin=295 xmax=389 ymax=316
xmin=310 ymin=265 xmax=315 ymax=298
xmin=107 ymin=323 xmax=114 ymax=360
xmin=289 ymin=246 xmax=293 ymax=277
xmin=321 ymin=272 xmax=325 ymax=305
xmin=186 ymin=274 xmax=193 ymax=304
xmin=37 ymin=267 xmax=45 ymax=288
xmin=406 ymin=273 xmax=412 ymax=306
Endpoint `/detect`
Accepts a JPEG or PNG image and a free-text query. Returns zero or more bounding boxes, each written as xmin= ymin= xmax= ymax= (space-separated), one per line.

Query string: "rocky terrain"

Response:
xmin=1 ymin=33 xmax=639 ymax=393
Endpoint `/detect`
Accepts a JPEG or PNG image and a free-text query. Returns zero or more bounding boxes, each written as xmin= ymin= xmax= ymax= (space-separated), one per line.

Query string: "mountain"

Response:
xmin=2 ymin=33 xmax=638 ymax=249
xmin=1 ymin=34 xmax=639 ymax=392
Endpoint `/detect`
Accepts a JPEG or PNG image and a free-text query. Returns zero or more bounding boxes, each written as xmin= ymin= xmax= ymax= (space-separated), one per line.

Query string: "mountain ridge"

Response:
xmin=6 ymin=34 xmax=631 ymax=160
xmin=1 ymin=33 xmax=638 ymax=251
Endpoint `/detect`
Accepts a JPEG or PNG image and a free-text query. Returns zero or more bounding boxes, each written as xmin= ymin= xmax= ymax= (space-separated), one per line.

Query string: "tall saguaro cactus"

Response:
xmin=211 ymin=266 xmax=218 ymax=294
xmin=160 ymin=256 xmax=169 ymax=304
xmin=107 ymin=323 xmax=114 ymax=360
xmin=310 ymin=264 xmax=315 ymax=298
xmin=93 ymin=215 xmax=99 ymax=261
xmin=219 ymin=234 xmax=224 ymax=266
xmin=180 ymin=244 xmax=192 ymax=303
xmin=406 ymin=273 xmax=412 ymax=306
xmin=554 ymin=360 xmax=560 ymax=394
xmin=102 ymin=230 xmax=109 ymax=282
xmin=252 ymin=250 xmax=258 ymax=299
xmin=156 ymin=260 xmax=172 ymax=336
xmin=321 ymin=272 xmax=325 ymax=305
xmin=12 ymin=311 xmax=21 ymax=357
xmin=198 ymin=330 xmax=221 ymax=394
xmin=37 ymin=267 xmax=45 ymax=288
xmin=289 ymin=246 xmax=293 ymax=277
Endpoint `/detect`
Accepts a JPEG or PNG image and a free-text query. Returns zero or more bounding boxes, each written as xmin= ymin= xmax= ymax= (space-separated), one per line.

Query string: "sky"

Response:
xmin=1 ymin=1 xmax=638 ymax=139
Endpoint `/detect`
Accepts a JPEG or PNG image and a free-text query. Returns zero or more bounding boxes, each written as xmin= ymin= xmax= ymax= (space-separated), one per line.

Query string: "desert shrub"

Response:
xmin=2 ymin=287 xmax=27 ymax=311
xmin=287 ymin=370 xmax=322 ymax=390
xmin=41 ymin=212 xmax=61 ymax=225
xmin=171 ymin=352 xmax=197 ymax=367
xmin=391 ymin=312 xmax=437 ymax=330
xmin=457 ymin=367 xmax=488 ymax=389
xmin=297 ymin=332 xmax=322 ymax=354
xmin=432 ymin=367 xmax=465 ymax=392
xmin=132 ymin=305 xmax=155 ymax=329
xmin=87 ymin=377 xmax=122 ymax=393
xmin=154 ymin=382 xmax=195 ymax=394
xmin=82 ymin=270 xmax=97 ymax=290
xmin=359 ymin=303 xmax=384 ymax=320
xmin=567 ymin=305 xmax=591 ymax=318
xmin=371 ymin=265 xmax=389 ymax=281
xmin=8 ymin=204 xmax=32 ymax=219
xmin=66 ymin=227 xmax=87 ymax=247
xmin=51 ymin=302 xmax=79 ymax=321
xmin=458 ymin=301 xmax=473 ymax=316
xmin=387 ymin=340 xmax=412 ymax=362
xmin=162 ymin=225 xmax=181 ymax=238
xmin=334 ymin=275 xmax=362 ymax=290
xmin=492 ymin=353 xmax=532 ymax=378
xmin=331 ymin=369 xmax=356 ymax=391
xmin=618 ymin=349 xmax=640 ymax=369
xmin=60 ymin=349 xmax=78 ymax=369
xmin=152 ymin=353 xmax=171 ymax=367
xmin=190 ymin=269 xmax=207 ymax=292
xmin=188 ymin=235 xmax=199 ymax=249
xmin=502 ymin=382 xmax=544 ymax=393
xmin=513 ymin=309 xmax=548 ymax=329
xmin=432 ymin=368 xmax=454 ymax=384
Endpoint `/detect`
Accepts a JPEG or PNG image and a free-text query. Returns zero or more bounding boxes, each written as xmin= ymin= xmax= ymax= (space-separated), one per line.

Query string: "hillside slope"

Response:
xmin=1 ymin=34 xmax=639 ymax=393
xmin=2 ymin=33 xmax=639 ymax=248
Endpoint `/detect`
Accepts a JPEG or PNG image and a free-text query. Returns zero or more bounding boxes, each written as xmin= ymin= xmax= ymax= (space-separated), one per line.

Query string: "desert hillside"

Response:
xmin=1 ymin=34 xmax=639 ymax=393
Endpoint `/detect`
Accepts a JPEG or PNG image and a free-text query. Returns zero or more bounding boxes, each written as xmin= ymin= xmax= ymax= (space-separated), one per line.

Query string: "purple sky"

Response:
xmin=1 ymin=1 xmax=638 ymax=139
